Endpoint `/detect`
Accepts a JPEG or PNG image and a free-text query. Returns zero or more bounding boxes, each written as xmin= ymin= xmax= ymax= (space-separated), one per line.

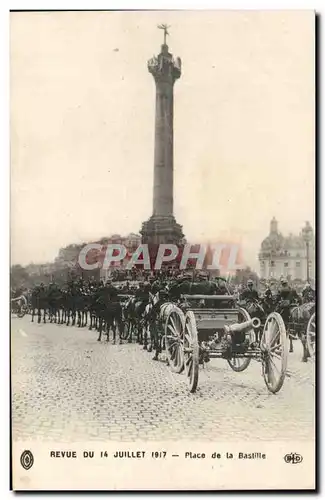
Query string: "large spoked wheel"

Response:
xmin=183 ymin=311 xmax=199 ymax=393
xmin=17 ymin=303 xmax=28 ymax=318
xmin=261 ymin=312 xmax=288 ymax=394
xmin=164 ymin=306 xmax=185 ymax=373
xmin=120 ymin=317 xmax=131 ymax=341
xmin=306 ymin=312 xmax=316 ymax=359
xmin=227 ymin=307 xmax=252 ymax=372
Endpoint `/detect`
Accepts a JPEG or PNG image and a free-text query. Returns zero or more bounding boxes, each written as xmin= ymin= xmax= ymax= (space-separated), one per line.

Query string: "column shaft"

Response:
xmin=153 ymin=81 xmax=174 ymax=216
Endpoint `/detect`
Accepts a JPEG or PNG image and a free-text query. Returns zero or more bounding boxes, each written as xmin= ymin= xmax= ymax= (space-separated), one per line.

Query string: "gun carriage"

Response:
xmin=162 ymin=281 xmax=288 ymax=394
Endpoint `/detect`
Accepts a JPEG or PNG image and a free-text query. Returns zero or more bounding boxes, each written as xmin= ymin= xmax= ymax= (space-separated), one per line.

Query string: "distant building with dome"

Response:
xmin=258 ymin=218 xmax=315 ymax=282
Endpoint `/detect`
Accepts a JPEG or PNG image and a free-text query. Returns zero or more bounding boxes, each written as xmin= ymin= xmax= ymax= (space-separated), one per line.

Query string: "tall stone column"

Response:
xmin=141 ymin=37 xmax=184 ymax=245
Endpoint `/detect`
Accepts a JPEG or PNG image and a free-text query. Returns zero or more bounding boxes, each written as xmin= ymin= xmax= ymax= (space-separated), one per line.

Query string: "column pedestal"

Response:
xmin=141 ymin=215 xmax=184 ymax=245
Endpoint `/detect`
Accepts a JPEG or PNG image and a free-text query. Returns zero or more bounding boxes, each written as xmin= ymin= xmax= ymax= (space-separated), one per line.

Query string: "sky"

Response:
xmin=10 ymin=10 xmax=315 ymax=270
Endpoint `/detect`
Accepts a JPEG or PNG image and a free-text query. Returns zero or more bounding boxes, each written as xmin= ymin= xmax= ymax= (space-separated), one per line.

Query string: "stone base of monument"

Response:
xmin=140 ymin=215 xmax=184 ymax=245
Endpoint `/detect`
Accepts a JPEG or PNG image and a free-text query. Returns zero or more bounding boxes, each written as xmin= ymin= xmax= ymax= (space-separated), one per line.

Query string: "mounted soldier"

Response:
xmin=275 ymin=277 xmax=302 ymax=326
xmin=261 ymin=284 xmax=274 ymax=315
xmin=275 ymin=278 xmax=301 ymax=306
xmin=169 ymin=272 xmax=192 ymax=301
xmin=239 ymin=279 xmax=259 ymax=303
xmin=302 ymin=283 xmax=315 ymax=304
xmin=103 ymin=279 xmax=123 ymax=344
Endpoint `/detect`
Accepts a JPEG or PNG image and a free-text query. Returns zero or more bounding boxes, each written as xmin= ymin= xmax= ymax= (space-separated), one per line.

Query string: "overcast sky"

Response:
xmin=10 ymin=10 xmax=315 ymax=270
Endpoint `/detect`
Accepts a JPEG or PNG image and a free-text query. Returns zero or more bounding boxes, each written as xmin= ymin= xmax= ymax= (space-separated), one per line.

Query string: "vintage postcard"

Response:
xmin=10 ymin=10 xmax=315 ymax=490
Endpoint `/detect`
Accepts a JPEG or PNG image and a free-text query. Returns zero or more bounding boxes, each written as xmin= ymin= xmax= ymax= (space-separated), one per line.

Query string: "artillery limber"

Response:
xmin=163 ymin=291 xmax=288 ymax=394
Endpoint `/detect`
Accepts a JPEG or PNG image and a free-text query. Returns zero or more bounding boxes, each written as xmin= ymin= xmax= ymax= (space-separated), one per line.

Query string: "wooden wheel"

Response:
xmin=227 ymin=307 xmax=252 ymax=372
xmin=164 ymin=306 xmax=185 ymax=373
xmin=306 ymin=311 xmax=316 ymax=359
xmin=17 ymin=309 xmax=26 ymax=318
xmin=261 ymin=312 xmax=288 ymax=394
xmin=183 ymin=311 xmax=199 ymax=393
xmin=120 ymin=318 xmax=130 ymax=341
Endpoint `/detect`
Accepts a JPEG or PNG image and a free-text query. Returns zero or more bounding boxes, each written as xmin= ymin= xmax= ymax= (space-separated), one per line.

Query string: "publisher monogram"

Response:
xmin=20 ymin=450 xmax=34 ymax=470
xmin=284 ymin=453 xmax=303 ymax=464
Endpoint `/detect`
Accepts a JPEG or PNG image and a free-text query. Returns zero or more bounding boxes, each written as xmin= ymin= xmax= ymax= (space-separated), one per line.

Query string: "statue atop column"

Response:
xmin=147 ymin=25 xmax=181 ymax=83
xmin=157 ymin=23 xmax=170 ymax=45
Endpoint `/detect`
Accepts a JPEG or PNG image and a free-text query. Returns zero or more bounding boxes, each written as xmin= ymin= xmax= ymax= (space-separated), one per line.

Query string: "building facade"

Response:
xmin=99 ymin=233 xmax=142 ymax=281
xmin=259 ymin=218 xmax=315 ymax=283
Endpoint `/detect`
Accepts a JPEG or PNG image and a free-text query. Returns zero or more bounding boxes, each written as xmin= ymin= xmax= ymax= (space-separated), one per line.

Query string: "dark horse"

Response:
xmin=281 ymin=301 xmax=315 ymax=362
xmin=237 ymin=297 xmax=274 ymax=344
xmin=31 ymin=285 xmax=48 ymax=324
xmin=97 ymin=300 xmax=124 ymax=344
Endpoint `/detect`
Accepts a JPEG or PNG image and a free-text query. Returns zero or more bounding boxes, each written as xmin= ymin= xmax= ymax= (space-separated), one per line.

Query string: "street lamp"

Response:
xmin=302 ymin=221 xmax=313 ymax=283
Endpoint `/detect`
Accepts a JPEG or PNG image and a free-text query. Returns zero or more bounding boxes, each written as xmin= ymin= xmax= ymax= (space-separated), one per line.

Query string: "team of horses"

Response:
xmin=13 ymin=283 xmax=169 ymax=357
xmin=12 ymin=281 xmax=315 ymax=363
xmin=239 ymin=296 xmax=315 ymax=362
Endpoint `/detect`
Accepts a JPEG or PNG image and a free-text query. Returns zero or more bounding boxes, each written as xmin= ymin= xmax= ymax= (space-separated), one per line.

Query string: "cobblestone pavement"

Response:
xmin=11 ymin=316 xmax=315 ymax=442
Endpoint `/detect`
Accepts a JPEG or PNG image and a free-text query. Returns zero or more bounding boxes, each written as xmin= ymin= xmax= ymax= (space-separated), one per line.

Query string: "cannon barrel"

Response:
xmin=224 ymin=317 xmax=261 ymax=335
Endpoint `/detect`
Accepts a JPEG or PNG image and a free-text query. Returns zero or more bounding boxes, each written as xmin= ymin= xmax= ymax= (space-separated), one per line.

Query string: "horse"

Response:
xmin=237 ymin=298 xmax=267 ymax=344
xmin=122 ymin=297 xmax=149 ymax=345
xmin=30 ymin=285 xmax=48 ymax=324
xmin=285 ymin=302 xmax=315 ymax=362
xmin=97 ymin=298 xmax=124 ymax=344
xmin=146 ymin=291 xmax=171 ymax=360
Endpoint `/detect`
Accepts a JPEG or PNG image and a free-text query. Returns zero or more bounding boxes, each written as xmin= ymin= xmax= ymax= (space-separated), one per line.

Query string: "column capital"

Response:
xmin=148 ymin=50 xmax=181 ymax=84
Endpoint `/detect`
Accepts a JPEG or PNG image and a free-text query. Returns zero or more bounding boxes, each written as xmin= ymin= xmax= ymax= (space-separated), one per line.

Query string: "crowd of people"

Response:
xmin=10 ymin=271 xmax=316 ymax=362
xmin=11 ymin=271 xmax=316 ymax=325
xmin=11 ymin=271 xmax=316 ymax=309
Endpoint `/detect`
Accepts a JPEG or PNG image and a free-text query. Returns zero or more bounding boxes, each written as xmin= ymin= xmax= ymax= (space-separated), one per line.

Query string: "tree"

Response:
xmin=10 ymin=264 xmax=29 ymax=289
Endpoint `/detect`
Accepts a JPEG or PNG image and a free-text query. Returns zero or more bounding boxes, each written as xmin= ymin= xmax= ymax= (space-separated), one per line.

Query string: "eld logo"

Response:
xmin=20 ymin=450 xmax=34 ymax=470
xmin=284 ymin=453 xmax=303 ymax=464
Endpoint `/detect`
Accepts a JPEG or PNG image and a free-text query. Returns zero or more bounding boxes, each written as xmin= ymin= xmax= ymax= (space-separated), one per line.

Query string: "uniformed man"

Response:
xmin=275 ymin=278 xmax=301 ymax=305
xmin=239 ymin=279 xmax=259 ymax=302
xmin=168 ymin=272 xmax=192 ymax=301
xmin=302 ymin=283 xmax=315 ymax=304
xmin=264 ymin=285 xmax=273 ymax=301
xmin=134 ymin=281 xmax=150 ymax=317
xmin=275 ymin=278 xmax=301 ymax=326
xmin=105 ymin=279 xmax=119 ymax=302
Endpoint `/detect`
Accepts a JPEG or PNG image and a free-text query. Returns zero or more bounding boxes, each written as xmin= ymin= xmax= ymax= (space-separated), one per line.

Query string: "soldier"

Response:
xmin=239 ymin=279 xmax=259 ymax=303
xmin=134 ymin=281 xmax=150 ymax=316
xmin=275 ymin=278 xmax=301 ymax=331
xmin=105 ymin=278 xmax=119 ymax=302
xmin=302 ymin=283 xmax=315 ymax=304
xmin=275 ymin=278 xmax=301 ymax=305
xmin=173 ymin=272 xmax=193 ymax=300
xmin=264 ymin=285 xmax=273 ymax=301
xmin=151 ymin=276 xmax=163 ymax=295
xmin=105 ymin=279 xmax=123 ymax=344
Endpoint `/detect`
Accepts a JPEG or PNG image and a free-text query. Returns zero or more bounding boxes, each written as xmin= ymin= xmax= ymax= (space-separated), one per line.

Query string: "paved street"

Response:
xmin=11 ymin=316 xmax=315 ymax=442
